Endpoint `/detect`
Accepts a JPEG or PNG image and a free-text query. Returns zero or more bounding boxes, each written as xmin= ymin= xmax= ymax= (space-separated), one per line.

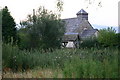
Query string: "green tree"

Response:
xmin=115 ymin=33 xmax=120 ymax=47
xmin=2 ymin=6 xmax=18 ymax=45
xmin=18 ymin=0 xmax=65 ymax=50
xmin=19 ymin=6 xmax=65 ymax=50
xmin=56 ymin=0 xmax=64 ymax=18
xmin=18 ymin=14 xmax=39 ymax=49
xmin=98 ymin=27 xmax=117 ymax=47
xmin=31 ymin=7 xmax=65 ymax=50
xmin=17 ymin=27 xmax=30 ymax=49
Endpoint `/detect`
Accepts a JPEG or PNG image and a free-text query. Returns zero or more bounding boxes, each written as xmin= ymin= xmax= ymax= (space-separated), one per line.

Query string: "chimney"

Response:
xmin=76 ymin=9 xmax=88 ymax=20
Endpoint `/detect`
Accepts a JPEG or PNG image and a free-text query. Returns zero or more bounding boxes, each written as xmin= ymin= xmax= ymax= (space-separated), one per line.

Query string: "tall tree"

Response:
xmin=30 ymin=7 xmax=65 ymax=50
xmin=19 ymin=6 xmax=65 ymax=50
xmin=35 ymin=7 xmax=65 ymax=50
xmin=18 ymin=0 xmax=65 ymax=50
xmin=2 ymin=6 xmax=18 ymax=44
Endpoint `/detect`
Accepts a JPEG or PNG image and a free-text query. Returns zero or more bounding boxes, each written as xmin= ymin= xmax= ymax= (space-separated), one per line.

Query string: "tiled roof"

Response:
xmin=63 ymin=18 xmax=93 ymax=33
xmin=81 ymin=29 xmax=98 ymax=38
xmin=62 ymin=33 xmax=79 ymax=42
xmin=63 ymin=17 xmax=82 ymax=33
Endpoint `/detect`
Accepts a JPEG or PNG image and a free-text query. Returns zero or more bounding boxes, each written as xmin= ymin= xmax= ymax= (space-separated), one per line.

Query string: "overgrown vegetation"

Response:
xmin=2 ymin=44 xmax=119 ymax=78
xmin=98 ymin=27 xmax=119 ymax=47
xmin=80 ymin=27 xmax=120 ymax=48
xmin=80 ymin=37 xmax=99 ymax=48
xmin=63 ymin=50 xmax=118 ymax=78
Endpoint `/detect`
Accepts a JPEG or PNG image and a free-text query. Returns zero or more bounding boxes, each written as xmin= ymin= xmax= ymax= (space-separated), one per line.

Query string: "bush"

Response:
xmin=115 ymin=33 xmax=120 ymax=47
xmin=18 ymin=28 xmax=31 ymax=50
xmin=98 ymin=27 xmax=117 ymax=47
xmin=80 ymin=37 xmax=99 ymax=48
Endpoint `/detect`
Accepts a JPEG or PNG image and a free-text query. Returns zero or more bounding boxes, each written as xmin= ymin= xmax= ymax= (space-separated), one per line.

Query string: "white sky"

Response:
xmin=0 ymin=0 xmax=119 ymax=27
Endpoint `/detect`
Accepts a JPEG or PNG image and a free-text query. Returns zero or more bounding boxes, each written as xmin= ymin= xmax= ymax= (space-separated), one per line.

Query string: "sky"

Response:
xmin=0 ymin=0 xmax=119 ymax=27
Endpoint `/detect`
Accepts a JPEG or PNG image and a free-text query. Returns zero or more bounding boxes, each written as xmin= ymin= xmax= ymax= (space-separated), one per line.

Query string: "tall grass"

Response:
xmin=3 ymin=44 xmax=75 ymax=71
xmin=63 ymin=56 xmax=118 ymax=78
xmin=2 ymin=44 xmax=119 ymax=78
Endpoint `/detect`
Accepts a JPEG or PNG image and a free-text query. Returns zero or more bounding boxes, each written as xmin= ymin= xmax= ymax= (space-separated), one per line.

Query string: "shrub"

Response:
xmin=18 ymin=28 xmax=31 ymax=50
xmin=80 ymin=37 xmax=99 ymax=48
xmin=115 ymin=33 xmax=120 ymax=47
xmin=98 ymin=27 xmax=117 ymax=47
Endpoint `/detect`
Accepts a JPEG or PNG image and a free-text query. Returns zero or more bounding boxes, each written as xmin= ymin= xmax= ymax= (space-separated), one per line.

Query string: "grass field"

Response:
xmin=2 ymin=44 xmax=119 ymax=78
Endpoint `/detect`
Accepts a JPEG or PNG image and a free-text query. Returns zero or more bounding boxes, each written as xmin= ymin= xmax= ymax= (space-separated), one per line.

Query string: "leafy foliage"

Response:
xmin=19 ymin=6 xmax=65 ymax=50
xmin=115 ymin=33 xmax=120 ymax=47
xmin=2 ymin=6 xmax=18 ymax=45
xmin=56 ymin=0 xmax=64 ymax=18
xmin=97 ymin=27 xmax=117 ymax=47
xmin=17 ymin=28 xmax=30 ymax=49
xmin=80 ymin=37 xmax=99 ymax=48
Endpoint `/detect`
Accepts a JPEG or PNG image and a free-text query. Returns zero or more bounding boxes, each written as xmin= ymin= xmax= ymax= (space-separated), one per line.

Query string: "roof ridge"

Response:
xmin=63 ymin=17 xmax=77 ymax=20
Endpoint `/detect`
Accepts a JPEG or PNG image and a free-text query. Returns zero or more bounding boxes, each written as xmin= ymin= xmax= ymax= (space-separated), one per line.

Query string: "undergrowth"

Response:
xmin=2 ymin=44 xmax=119 ymax=78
